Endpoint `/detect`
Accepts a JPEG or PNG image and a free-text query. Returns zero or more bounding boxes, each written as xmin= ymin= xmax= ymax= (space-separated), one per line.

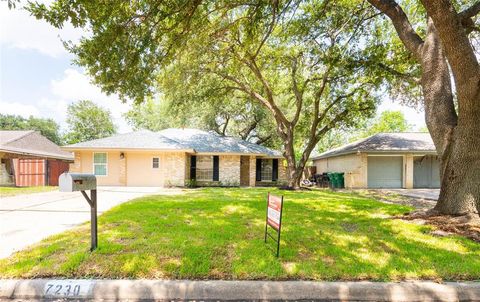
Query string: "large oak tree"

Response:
xmin=368 ymin=0 xmax=480 ymax=215
xmin=28 ymin=0 xmax=385 ymax=188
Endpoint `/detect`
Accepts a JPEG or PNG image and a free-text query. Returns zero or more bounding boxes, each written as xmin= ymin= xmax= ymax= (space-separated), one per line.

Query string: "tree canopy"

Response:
xmin=363 ymin=110 xmax=411 ymax=136
xmin=0 ymin=114 xmax=63 ymax=145
xmin=64 ymin=100 xmax=116 ymax=144
xmin=124 ymin=97 xmax=280 ymax=148
xmin=28 ymin=0 xmax=392 ymax=187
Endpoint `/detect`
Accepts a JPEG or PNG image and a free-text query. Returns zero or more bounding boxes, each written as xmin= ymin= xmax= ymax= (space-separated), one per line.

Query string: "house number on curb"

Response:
xmin=43 ymin=280 xmax=93 ymax=298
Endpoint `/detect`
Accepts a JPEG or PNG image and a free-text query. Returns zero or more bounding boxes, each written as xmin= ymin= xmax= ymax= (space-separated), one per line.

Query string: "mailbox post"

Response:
xmin=59 ymin=173 xmax=98 ymax=251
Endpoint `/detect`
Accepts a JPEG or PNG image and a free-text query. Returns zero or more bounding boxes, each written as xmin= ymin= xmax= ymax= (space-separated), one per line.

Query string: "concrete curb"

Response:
xmin=1 ymin=279 xmax=479 ymax=301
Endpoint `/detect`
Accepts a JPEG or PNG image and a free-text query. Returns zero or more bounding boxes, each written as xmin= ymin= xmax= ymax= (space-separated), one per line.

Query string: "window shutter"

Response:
xmin=272 ymin=159 xmax=278 ymax=181
xmin=213 ymin=156 xmax=219 ymax=181
xmin=256 ymin=158 xmax=262 ymax=181
xmin=190 ymin=155 xmax=196 ymax=180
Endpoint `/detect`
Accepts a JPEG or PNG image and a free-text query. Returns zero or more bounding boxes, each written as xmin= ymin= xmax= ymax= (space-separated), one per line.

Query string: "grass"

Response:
xmin=1 ymin=188 xmax=479 ymax=280
xmin=0 ymin=186 xmax=57 ymax=197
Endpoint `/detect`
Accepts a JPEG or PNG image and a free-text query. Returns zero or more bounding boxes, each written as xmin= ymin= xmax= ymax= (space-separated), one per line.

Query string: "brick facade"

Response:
xmin=163 ymin=152 xmax=187 ymax=187
xmin=69 ymin=150 xmax=284 ymax=187
xmin=219 ymin=155 xmax=240 ymax=186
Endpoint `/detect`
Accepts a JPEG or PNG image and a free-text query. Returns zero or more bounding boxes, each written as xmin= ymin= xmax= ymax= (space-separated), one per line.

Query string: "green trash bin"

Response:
xmin=337 ymin=172 xmax=345 ymax=188
xmin=327 ymin=172 xmax=338 ymax=188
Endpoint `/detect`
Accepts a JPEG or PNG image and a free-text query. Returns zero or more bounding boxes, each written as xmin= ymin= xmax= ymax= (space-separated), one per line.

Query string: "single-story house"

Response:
xmin=312 ymin=132 xmax=440 ymax=189
xmin=63 ymin=128 xmax=287 ymax=187
xmin=0 ymin=131 xmax=73 ymax=186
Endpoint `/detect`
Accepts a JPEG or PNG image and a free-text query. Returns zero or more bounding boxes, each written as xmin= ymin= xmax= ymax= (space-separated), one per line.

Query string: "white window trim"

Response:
xmin=152 ymin=156 xmax=160 ymax=169
xmin=93 ymin=152 xmax=108 ymax=177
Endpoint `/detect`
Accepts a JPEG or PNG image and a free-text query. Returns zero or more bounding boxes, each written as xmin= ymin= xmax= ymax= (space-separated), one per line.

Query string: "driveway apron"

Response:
xmin=0 ymin=187 xmax=163 ymax=259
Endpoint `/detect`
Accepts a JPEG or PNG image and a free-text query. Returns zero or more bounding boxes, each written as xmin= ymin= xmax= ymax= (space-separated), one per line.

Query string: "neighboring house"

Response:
xmin=63 ymin=128 xmax=286 ymax=187
xmin=0 ymin=131 xmax=73 ymax=186
xmin=312 ymin=133 xmax=440 ymax=189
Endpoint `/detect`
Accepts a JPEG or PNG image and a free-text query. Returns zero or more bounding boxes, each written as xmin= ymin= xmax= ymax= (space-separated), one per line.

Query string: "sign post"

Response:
xmin=264 ymin=192 xmax=284 ymax=257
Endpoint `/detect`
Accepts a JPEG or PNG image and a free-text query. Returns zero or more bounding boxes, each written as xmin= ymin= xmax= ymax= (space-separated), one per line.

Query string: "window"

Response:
xmin=196 ymin=156 xmax=214 ymax=181
xmin=152 ymin=157 xmax=159 ymax=169
xmin=93 ymin=152 xmax=107 ymax=176
xmin=261 ymin=159 xmax=273 ymax=181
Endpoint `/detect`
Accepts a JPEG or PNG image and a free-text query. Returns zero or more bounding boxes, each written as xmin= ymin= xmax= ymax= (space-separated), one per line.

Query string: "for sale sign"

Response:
xmin=264 ymin=193 xmax=284 ymax=257
xmin=267 ymin=194 xmax=282 ymax=230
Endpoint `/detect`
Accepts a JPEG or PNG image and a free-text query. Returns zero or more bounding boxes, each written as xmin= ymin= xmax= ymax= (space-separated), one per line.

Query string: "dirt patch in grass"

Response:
xmin=352 ymin=189 xmax=480 ymax=243
xmin=399 ymin=212 xmax=480 ymax=243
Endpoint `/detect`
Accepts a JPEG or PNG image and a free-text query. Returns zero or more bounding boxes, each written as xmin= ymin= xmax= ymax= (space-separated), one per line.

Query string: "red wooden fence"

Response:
xmin=12 ymin=158 xmax=69 ymax=187
xmin=13 ymin=158 xmax=46 ymax=187
xmin=47 ymin=160 xmax=70 ymax=186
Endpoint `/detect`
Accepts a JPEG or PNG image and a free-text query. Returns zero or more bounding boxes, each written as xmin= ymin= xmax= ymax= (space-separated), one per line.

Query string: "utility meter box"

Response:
xmin=59 ymin=173 xmax=97 ymax=192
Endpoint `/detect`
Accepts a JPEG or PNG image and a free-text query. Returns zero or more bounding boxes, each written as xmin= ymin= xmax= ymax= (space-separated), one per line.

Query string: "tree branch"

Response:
xmin=367 ymin=0 xmax=424 ymax=60
xmin=459 ymin=1 xmax=480 ymax=20
xmin=291 ymin=55 xmax=304 ymax=126
xmin=421 ymin=0 xmax=479 ymax=97
xmin=460 ymin=1 xmax=480 ymax=34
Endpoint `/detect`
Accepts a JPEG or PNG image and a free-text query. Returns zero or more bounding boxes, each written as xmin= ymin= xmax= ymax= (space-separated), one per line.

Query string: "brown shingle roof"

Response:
xmin=0 ymin=131 xmax=73 ymax=161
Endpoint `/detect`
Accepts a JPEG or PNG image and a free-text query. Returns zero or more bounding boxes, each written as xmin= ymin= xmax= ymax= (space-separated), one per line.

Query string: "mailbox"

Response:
xmin=58 ymin=172 xmax=98 ymax=251
xmin=59 ymin=173 xmax=96 ymax=192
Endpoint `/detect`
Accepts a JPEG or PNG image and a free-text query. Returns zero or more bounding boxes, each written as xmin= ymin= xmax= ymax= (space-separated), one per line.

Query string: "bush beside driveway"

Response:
xmin=1 ymin=188 xmax=479 ymax=280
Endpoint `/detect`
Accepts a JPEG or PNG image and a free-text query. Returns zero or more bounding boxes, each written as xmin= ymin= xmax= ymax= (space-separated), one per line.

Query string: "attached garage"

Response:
xmin=367 ymin=156 xmax=403 ymax=188
xmin=312 ymin=133 xmax=439 ymax=189
xmin=413 ymin=155 xmax=441 ymax=188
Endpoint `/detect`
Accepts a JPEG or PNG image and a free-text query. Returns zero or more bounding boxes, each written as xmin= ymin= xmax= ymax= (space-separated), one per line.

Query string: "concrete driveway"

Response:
xmin=0 ymin=186 xmax=171 ymax=259
xmin=384 ymin=189 xmax=440 ymax=200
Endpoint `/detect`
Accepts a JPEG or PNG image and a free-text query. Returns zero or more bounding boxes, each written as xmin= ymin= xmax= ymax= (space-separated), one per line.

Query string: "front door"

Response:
xmin=240 ymin=156 xmax=250 ymax=186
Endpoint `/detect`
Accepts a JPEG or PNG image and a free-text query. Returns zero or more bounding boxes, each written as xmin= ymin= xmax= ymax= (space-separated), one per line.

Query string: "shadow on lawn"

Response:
xmin=1 ymin=188 xmax=479 ymax=280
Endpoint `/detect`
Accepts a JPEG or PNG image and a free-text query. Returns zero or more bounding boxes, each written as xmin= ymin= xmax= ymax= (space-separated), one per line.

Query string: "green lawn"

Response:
xmin=1 ymin=188 xmax=479 ymax=280
xmin=0 ymin=186 xmax=57 ymax=197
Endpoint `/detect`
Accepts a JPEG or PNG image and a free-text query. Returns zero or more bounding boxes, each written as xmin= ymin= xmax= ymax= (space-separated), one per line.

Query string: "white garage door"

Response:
xmin=368 ymin=156 xmax=403 ymax=188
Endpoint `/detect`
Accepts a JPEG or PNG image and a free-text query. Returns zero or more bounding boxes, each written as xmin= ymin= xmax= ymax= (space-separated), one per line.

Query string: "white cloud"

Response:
xmin=1 ymin=69 xmax=132 ymax=133
xmin=47 ymin=69 xmax=132 ymax=133
xmin=0 ymin=101 xmax=40 ymax=117
xmin=0 ymin=4 xmax=84 ymax=57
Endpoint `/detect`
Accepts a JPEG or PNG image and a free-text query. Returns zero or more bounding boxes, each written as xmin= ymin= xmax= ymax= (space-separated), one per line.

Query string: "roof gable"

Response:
xmin=0 ymin=131 xmax=73 ymax=160
xmin=313 ymin=132 xmax=436 ymax=160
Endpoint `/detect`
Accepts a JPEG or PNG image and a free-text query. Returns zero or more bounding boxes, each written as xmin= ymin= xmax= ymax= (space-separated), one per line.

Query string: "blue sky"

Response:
xmin=0 ymin=2 xmax=426 ymax=134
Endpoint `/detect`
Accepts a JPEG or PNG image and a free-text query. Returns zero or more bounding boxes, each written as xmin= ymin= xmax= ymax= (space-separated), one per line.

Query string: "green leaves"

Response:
xmin=64 ymin=100 xmax=116 ymax=144
xmin=0 ymin=114 xmax=63 ymax=145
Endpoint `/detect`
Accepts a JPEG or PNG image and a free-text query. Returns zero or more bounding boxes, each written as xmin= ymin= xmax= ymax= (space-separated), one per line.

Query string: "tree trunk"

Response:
xmin=283 ymin=138 xmax=302 ymax=189
xmin=434 ymin=123 xmax=480 ymax=215
xmin=420 ymin=17 xmax=480 ymax=215
xmin=367 ymin=0 xmax=480 ymax=215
